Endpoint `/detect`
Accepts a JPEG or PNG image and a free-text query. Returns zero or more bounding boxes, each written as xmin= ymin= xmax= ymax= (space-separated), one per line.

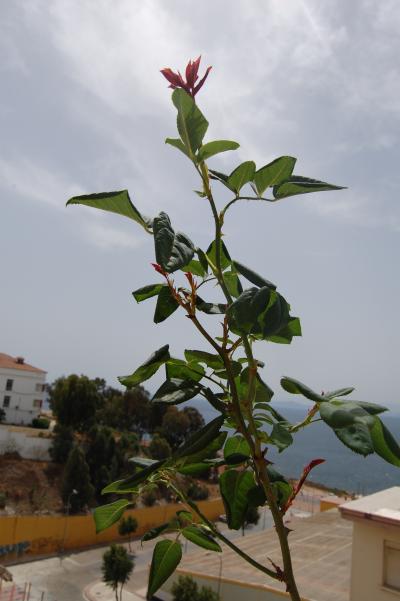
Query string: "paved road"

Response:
xmin=8 ymin=510 xmax=275 ymax=601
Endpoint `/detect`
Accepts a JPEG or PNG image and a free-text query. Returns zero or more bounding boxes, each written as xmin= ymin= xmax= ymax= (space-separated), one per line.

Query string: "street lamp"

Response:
xmin=61 ymin=489 xmax=78 ymax=558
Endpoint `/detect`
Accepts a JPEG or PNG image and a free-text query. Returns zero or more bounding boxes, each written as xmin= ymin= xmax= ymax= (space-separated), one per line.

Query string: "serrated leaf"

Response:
xmin=273 ymin=175 xmax=346 ymax=199
xmin=174 ymin=415 xmax=225 ymax=459
xmin=319 ymin=401 xmax=375 ymax=429
xmin=153 ymin=286 xmax=179 ymax=324
xmin=280 ymin=376 xmax=326 ymax=403
xmin=153 ymin=212 xmax=195 ymax=273
xmin=270 ymin=424 xmax=293 ymax=452
xmin=102 ymin=460 xmax=165 ymax=494
xmin=152 ymin=378 xmax=201 ymax=404
xmin=93 ymin=499 xmax=131 ymax=533
xmin=172 ymin=88 xmax=208 ymax=157
xmin=181 ymin=259 xmax=206 ymax=277
xmin=232 ymin=261 xmax=276 ymax=290
xmin=142 ymin=523 xmax=170 ymax=542
xmin=66 ymin=189 xmax=152 ymax=232
xmin=182 ymin=526 xmax=222 ymax=552
xmin=133 ymin=283 xmax=166 ymax=303
xmin=148 ymin=540 xmax=182 ymax=598
xmin=219 ymin=470 xmax=256 ymax=530
xmin=197 ymin=140 xmax=239 ymax=162
xmin=333 ymin=422 xmax=374 ymax=456
xmin=119 ymin=345 xmax=170 ymax=388
xmin=254 ymin=156 xmax=297 ymax=196
xmin=227 ymin=161 xmax=256 ymax=194
xmin=370 ymin=417 xmax=400 ymax=466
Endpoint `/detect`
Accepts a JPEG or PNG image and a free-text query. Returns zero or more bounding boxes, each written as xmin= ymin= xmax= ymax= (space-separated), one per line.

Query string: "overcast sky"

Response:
xmin=1 ymin=1 xmax=399 ymax=412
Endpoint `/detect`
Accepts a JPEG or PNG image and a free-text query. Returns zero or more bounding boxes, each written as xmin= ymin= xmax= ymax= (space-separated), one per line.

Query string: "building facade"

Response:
xmin=0 ymin=353 xmax=46 ymax=425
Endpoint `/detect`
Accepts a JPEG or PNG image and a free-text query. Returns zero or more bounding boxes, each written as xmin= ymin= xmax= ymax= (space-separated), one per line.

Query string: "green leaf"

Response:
xmin=227 ymin=287 xmax=292 ymax=340
xmin=133 ymin=284 xmax=166 ymax=303
xmin=254 ymin=156 xmax=297 ymax=196
xmin=219 ymin=470 xmax=255 ymax=530
xmin=280 ymin=376 xmax=326 ymax=403
xmin=197 ymin=140 xmax=239 ymax=162
xmin=130 ymin=456 xmax=158 ymax=468
xmin=370 ymin=417 xmax=400 ymax=466
xmin=267 ymin=317 xmax=302 ymax=344
xmin=142 ymin=523 xmax=170 ymax=542
xmin=324 ymin=387 xmax=355 ymax=400
xmin=197 ymin=248 xmax=209 ymax=274
xmin=182 ymin=526 xmax=222 ymax=552
xmin=102 ymin=460 xmax=165 ymax=494
xmin=182 ymin=431 xmax=227 ymax=465
xmin=223 ymin=270 xmax=243 ymax=299
xmin=334 ymin=423 xmax=374 ymax=456
xmin=209 ymin=169 xmax=230 ymax=187
xmin=355 ymin=401 xmax=388 ymax=415
xmin=148 ymin=539 xmax=182 ymax=598
xmin=214 ymin=360 xmax=242 ymax=380
xmin=174 ymin=415 xmax=225 ymax=459
xmin=66 ymin=190 xmax=152 ymax=232
xmin=203 ymin=388 xmax=227 ymax=414
xmin=181 ymin=259 xmax=206 ymax=277
xmin=319 ymin=401 xmax=375 ymax=429
xmin=176 ymin=510 xmax=193 ymax=523
xmin=224 ymin=435 xmax=250 ymax=462
xmin=177 ymin=462 xmax=212 ymax=475
xmin=195 ymin=296 xmax=227 ymax=315
xmin=166 ymin=359 xmax=205 ymax=383
xmin=269 ymin=424 xmax=293 ymax=452
xmin=227 ymin=161 xmax=256 ymax=194
xmin=154 ymin=287 xmax=179 ymax=323
xmin=172 ymin=88 xmax=208 ymax=156
xmin=119 ymin=345 xmax=170 ymax=388
xmin=93 ymin=499 xmax=131 ymax=533
xmin=232 ymin=261 xmax=276 ymax=290
xmin=184 ymin=349 xmax=224 ymax=370
xmin=165 ymin=138 xmax=191 ymax=158
xmin=152 ymin=378 xmax=201 ymax=404
xmin=153 ymin=212 xmax=195 ymax=273
xmin=273 ymin=175 xmax=346 ymax=199
xmin=238 ymin=368 xmax=274 ymax=403
xmin=206 ymin=240 xmax=231 ymax=271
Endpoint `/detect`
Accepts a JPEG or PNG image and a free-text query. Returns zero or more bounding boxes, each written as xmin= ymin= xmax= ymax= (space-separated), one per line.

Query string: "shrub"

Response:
xmin=31 ymin=417 xmax=50 ymax=429
xmin=142 ymin=489 xmax=158 ymax=507
xmin=0 ymin=492 xmax=7 ymax=509
xmin=187 ymin=482 xmax=209 ymax=501
xmin=102 ymin=544 xmax=134 ymax=601
xmin=149 ymin=435 xmax=172 ymax=460
xmin=172 ymin=576 xmax=220 ymax=601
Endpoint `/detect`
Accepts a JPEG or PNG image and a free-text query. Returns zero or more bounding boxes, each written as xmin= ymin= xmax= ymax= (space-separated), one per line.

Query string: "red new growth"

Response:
xmin=282 ymin=458 xmax=325 ymax=514
xmin=151 ymin=263 xmax=167 ymax=277
xmin=161 ymin=56 xmax=212 ymax=97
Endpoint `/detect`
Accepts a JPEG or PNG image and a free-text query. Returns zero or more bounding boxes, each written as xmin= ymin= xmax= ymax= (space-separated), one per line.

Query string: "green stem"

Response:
xmin=289 ymin=404 xmax=319 ymax=433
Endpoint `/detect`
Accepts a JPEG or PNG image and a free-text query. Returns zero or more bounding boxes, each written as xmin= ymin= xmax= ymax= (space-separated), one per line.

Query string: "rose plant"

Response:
xmin=67 ymin=57 xmax=400 ymax=601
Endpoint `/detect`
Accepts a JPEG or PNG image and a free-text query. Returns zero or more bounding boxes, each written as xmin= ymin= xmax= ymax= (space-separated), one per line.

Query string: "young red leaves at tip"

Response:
xmin=161 ymin=56 xmax=212 ymax=97
xmin=282 ymin=458 xmax=325 ymax=514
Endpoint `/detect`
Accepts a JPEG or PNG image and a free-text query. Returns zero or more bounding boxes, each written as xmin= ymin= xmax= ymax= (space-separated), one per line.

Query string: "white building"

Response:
xmin=0 ymin=353 xmax=46 ymax=425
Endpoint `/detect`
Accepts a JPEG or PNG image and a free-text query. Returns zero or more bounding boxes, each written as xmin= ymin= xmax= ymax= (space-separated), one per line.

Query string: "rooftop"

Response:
xmin=177 ymin=509 xmax=352 ymax=601
xmin=0 ymin=353 xmax=46 ymax=374
xmin=340 ymin=486 xmax=400 ymax=528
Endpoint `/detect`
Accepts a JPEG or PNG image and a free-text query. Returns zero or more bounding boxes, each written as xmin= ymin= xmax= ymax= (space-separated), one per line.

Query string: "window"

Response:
xmin=6 ymin=379 xmax=13 ymax=391
xmin=383 ymin=540 xmax=400 ymax=592
xmin=33 ymin=399 xmax=42 ymax=408
xmin=35 ymin=383 xmax=44 ymax=392
xmin=3 ymin=396 xmax=10 ymax=408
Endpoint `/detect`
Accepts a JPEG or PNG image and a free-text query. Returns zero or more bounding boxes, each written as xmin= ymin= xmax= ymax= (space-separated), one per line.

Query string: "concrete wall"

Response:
xmin=350 ymin=520 xmax=400 ymax=601
xmin=164 ymin=569 xmax=313 ymax=601
xmin=0 ymin=424 xmax=52 ymax=460
xmin=0 ymin=498 xmax=224 ymax=563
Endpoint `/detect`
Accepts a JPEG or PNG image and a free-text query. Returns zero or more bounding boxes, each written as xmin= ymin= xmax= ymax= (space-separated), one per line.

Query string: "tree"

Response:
xmin=118 ymin=516 xmax=138 ymax=552
xmin=0 ymin=408 xmax=6 ymax=423
xmin=182 ymin=406 xmax=205 ymax=436
xmin=102 ymin=544 xmax=134 ymax=601
xmin=49 ymin=424 xmax=74 ymax=463
xmin=149 ymin=435 xmax=171 ymax=460
xmin=49 ymin=374 xmax=100 ymax=431
xmin=72 ymin=56 xmax=400 ymax=601
xmin=61 ymin=446 xmax=94 ymax=513
xmin=172 ymin=576 xmax=220 ymax=601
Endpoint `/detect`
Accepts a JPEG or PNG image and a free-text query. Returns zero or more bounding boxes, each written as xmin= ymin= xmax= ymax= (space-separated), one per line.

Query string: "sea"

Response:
xmin=190 ymin=398 xmax=400 ymax=495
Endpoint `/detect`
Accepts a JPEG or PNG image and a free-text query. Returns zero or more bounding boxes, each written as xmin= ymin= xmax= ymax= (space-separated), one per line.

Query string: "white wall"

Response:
xmin=0 ymin=425 xmax=51 ymax=460
xmin=0 ymin=368 xmax=46 ymax=425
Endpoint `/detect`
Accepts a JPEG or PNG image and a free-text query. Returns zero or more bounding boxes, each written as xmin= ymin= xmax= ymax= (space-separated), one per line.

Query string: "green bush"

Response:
xmin=172 ymin=575 xmax=220 ymax=601
xmin=187 ymin=481 xmax=209 ymax=501
xmin=0 ymin=492 xmax=7 ymax=509
xmin=142 ymin=489 xmax=158 ymax=507
xmin=31 ymin=417 xmax=50 ymax=429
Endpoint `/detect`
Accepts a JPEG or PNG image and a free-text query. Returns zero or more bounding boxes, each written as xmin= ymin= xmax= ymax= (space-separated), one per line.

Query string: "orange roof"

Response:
xmin=0 ymin=353 xmax=46 ymax=374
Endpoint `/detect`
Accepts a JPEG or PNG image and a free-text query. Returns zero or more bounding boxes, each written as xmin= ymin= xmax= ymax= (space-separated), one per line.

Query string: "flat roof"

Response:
xmin=178 ymin=509 xmax=352 ymax=601
xmin=340 ymin=486 xmax=400 ymax=528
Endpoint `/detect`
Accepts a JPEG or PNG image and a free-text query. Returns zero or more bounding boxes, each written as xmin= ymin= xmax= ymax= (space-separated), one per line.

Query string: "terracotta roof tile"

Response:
xmin=0 ymin=353 xmax=46 ymax=374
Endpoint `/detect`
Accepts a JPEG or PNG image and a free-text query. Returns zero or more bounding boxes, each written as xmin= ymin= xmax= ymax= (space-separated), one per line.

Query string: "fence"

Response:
xmin=0 ymin=498 xmax=224 ymax=563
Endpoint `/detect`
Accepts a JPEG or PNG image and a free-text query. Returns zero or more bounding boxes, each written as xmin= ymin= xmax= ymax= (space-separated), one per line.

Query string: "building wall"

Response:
xmin=0 ymin=498 xmax=224 ymax=563
xmin=0 ymin=368 xmax=46 ymax=425
xmin=0 ymin=425 xmax=51 ymax=460
xmin=350 ymin=520 xmax=400 ymax=601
